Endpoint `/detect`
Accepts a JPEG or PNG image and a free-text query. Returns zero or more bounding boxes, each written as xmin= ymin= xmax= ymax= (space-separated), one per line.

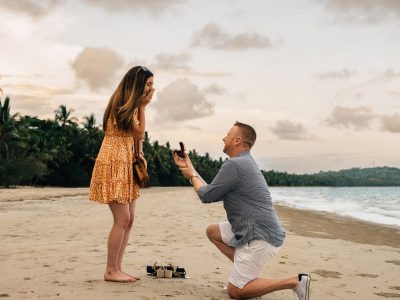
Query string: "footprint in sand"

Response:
xmin=313 ymin=269 xmax=342 ymax=279
xmin=374 ymin=292 xmax=400 ymax=298
xmin=356 ymin=273 xmax=379 ymax=278
xmin=386 ymin=260 xmax=400 ymax=266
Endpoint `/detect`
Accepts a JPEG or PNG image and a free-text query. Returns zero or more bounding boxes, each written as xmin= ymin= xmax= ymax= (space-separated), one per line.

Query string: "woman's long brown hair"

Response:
xmin=103 ymin=66 xmax=153 ymax=132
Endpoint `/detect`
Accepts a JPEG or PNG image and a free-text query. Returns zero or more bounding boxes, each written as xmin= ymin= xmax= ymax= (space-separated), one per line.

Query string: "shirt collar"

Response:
xmin=237 ymin=150 xmax=250 ymax=157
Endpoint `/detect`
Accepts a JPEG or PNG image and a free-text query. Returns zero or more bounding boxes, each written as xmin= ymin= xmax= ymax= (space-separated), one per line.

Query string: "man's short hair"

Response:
xmin=234 ymin=121 xmax=257 ymax=148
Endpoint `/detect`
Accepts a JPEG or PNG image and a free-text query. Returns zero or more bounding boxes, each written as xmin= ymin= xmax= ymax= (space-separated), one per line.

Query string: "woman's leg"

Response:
xmin=117 ymin=199 xmax=140 ymax=280
xmin=104 ymin=201 xmax=135 ymax=282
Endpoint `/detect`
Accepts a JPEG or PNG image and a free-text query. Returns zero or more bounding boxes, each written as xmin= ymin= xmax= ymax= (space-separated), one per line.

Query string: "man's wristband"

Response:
xmin=189 ymin=175 xmax=199 ymax=185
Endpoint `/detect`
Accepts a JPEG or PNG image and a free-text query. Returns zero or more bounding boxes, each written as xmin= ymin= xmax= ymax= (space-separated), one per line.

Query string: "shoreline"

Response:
xmin=274 ymin=204 xmax=400 ymax=248
xmin=1 ymin=187 xmax=399 ymax=299
xmin=1 ymin=186 xmax=399 ymax=233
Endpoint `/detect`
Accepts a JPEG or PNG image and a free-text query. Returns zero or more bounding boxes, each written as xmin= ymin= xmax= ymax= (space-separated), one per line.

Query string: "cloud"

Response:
xmin=8 ymin=94 xmax=53 ymax=117
xmin=326 ymin=105 xmax=376 ymax=129
xmin=191 ymin=22 xmax=273 ymax=50
xmin=381 ymin=113 xmax=400 ymax=133
xmin=0 ymin=0 xmax=60 ymax=18
xmin=70 ymin=47 xmax=125 ymax=90
xmin=151 ymin=52 xmax=192 ymax=72
xmin=152 ymin=78 xmax=214 ymax=122
xmin=0 ymin=73 xmax=45 ymax=79
xmin=83 ymin=0 xmax=185 ymax=16
xmin=317 ymin=69 xmax=356 ymax=80
xmin=270 ymin=119 xmax=314 ymax=140
xmin=191 ymin=71 xmax=232 ymax=77
xmin=149 ymin=52 xmax=232 ymax=77
xmin=381 ymin=69 xmax=400 ymax=81
xmin=2 ymin=83 xmax=73 ymax=96
xmin=203 ymin=83 xmax=225 ymax=95
xmin=321 ymin=0 xmax=400 ymax=23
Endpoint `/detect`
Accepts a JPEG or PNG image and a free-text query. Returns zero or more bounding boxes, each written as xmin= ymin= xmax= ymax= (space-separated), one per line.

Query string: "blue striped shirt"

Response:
xmin=198 ymin=151 xmax=286 ymax=247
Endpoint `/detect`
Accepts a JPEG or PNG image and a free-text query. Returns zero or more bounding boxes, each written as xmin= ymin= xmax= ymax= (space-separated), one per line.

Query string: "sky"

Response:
xmin=1 ymin=0 xmax=399 ymax=174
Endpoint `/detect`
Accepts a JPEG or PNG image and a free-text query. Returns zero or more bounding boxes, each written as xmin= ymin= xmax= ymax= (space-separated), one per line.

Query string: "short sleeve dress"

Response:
xmin=88 ymin=110 xmax=140 ymax=204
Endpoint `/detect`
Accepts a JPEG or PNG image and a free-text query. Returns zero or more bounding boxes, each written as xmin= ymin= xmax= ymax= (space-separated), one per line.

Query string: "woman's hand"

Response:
xmin=139 ymin=152 xmax=147 ymax=170
xmin=141 ymin=88 xmax=155 ymax=107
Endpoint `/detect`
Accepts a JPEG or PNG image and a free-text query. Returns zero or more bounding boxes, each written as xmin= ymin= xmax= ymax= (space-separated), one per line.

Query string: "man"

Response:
xmin=173 ymin=121 xmax=311 ymax=300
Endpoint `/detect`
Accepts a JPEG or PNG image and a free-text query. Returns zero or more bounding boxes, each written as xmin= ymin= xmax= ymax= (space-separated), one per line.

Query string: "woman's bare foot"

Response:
xmin=121 ymin=270 xmax=140 ymax=280
xmin=104 ymin=270 xmax=136 ymax=283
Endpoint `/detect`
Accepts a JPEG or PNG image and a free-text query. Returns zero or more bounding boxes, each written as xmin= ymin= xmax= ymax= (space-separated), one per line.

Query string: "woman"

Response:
xmin=89 ymin=66 xmax=154 ymax=282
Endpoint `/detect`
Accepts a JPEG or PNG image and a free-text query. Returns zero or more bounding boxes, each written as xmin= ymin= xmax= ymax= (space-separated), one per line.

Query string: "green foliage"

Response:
xmin=262 ymin=167 xmax=400 ymax=186
xmin=0 ymin=97 xmax=399 ymax=187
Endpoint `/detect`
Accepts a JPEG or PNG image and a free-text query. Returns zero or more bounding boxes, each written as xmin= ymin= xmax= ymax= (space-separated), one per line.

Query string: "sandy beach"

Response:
xmin=0 ymin=187 xmax=399 ymax=299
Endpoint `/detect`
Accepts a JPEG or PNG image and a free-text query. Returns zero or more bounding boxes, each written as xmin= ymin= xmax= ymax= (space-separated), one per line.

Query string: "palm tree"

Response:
xmin=82 ymin=113 xmax=96 ymax=130
xmin=81 ymin=113 xmax=101 ymax=138
xmin=54 ymin=105 xmax=77 ymax=129
xmin=0 ymin=96 xmax=19 ymax=159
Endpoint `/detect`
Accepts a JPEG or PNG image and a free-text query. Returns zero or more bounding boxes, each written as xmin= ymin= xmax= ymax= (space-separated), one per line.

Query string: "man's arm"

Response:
xmin=172 ymin=152 xmax=207 ymax=192
xmin=172 ymin=152 xmax=239 ymax=203
xmin=189 ymin=173 xmax=207 ymax=193
xmin=196 ymin=160 xmax=239 ymax=203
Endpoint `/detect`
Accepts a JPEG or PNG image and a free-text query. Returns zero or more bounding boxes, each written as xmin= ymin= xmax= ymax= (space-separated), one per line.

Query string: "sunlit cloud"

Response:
xmin=70 ymin=47 xmax=125 ymax=90
xmin=270 ymin=119 xmax=314 ymax=140
xmin=321 ymin=0 xmax=400 ymax=23
xmin=326 ymin=106 xmax=376 ymax=130
xmin=151 ymin=52 xmax=192 ymax=72
xmin=381 ymin=69 xmax=400 ymax=81
xmin=152 ymin=78 xmax=214 ymax=122
xmin=191 ymin=22 xmax=274 ymax=50
xmin=8 ymin=94 xmax=53 ymax=118
xmin=203 ymin=83 xmax=226 ymax=95
xmin=149 ymin=52 xmax=232 ymax=77
xmin=317 ymin=69 xmax=357 ymax=80
xmin=2 ymin=83 xmax=73 ymax=96
xmin=381 ymin=113 xmax=400 ymax=133
xmin=83 ymin=0 xmax=186 ymax=17
xmin=0 ymin=0 xmax=60 ymax=19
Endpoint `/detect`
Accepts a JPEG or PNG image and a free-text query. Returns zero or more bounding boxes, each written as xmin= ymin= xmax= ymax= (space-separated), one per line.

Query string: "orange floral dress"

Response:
xmin=89 ymin=112 xmax=140 ymax=204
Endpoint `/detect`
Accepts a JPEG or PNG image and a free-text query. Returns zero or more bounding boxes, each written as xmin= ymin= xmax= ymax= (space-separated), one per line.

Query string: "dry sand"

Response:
xmin=0 ymin=187 xmax=399 ymax=299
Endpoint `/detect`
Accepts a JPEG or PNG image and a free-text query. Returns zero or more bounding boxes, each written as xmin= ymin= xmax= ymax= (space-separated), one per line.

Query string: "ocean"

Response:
xmin=269 ymin=186 xmax=400 ymax=227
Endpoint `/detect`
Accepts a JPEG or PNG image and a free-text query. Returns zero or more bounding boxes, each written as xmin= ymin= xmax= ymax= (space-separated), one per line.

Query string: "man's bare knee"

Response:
xmin=227 ymin=284 xmax=242 ymax=299
xmin=206 ymin=224 xmax=219 ymax=241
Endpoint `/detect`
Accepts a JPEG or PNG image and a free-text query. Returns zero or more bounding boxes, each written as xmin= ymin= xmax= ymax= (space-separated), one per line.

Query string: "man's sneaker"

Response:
xmin=293 ymin=273 xmax=311 ymax=300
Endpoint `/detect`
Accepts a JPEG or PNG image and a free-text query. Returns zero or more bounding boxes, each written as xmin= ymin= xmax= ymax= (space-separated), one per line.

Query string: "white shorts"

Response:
xmin=219 ymin=221 xmax=280 ymax=289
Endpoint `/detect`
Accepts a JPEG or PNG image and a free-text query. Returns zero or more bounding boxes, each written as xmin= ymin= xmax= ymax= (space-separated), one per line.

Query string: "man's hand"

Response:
xmin=172 ymin=152 xmax=195 ymax=179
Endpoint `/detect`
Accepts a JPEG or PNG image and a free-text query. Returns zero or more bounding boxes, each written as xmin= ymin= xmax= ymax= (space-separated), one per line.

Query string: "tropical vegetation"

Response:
xmin=1 ymin=96 xmax=399 ymax=187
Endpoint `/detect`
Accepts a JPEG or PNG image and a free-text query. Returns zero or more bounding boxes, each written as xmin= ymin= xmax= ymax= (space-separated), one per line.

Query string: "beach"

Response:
xmin=1 ymin=187 xmax=399 ymax=299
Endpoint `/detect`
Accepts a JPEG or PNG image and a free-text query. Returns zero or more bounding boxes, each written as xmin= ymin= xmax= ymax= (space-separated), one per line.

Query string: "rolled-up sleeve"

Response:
xmin=197 ymin=159 xmax=239 ymax=203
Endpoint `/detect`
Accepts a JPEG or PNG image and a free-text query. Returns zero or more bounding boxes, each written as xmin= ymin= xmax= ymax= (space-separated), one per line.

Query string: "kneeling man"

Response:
xmin=173 ymin=121 xmax=311 ymax=300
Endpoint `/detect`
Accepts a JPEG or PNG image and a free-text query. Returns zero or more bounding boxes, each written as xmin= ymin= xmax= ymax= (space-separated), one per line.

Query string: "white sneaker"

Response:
xmin=293 ymin=273 xmax=311 ymax=300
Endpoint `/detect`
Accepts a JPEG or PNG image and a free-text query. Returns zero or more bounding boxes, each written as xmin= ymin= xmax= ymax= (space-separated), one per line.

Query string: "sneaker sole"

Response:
xmin=305 ymin=274 xmax=311 ymax=300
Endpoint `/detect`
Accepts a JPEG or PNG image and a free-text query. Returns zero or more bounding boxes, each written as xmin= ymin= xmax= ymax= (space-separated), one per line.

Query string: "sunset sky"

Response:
xmin=1 ymin=0 xmax=399 ymax=173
